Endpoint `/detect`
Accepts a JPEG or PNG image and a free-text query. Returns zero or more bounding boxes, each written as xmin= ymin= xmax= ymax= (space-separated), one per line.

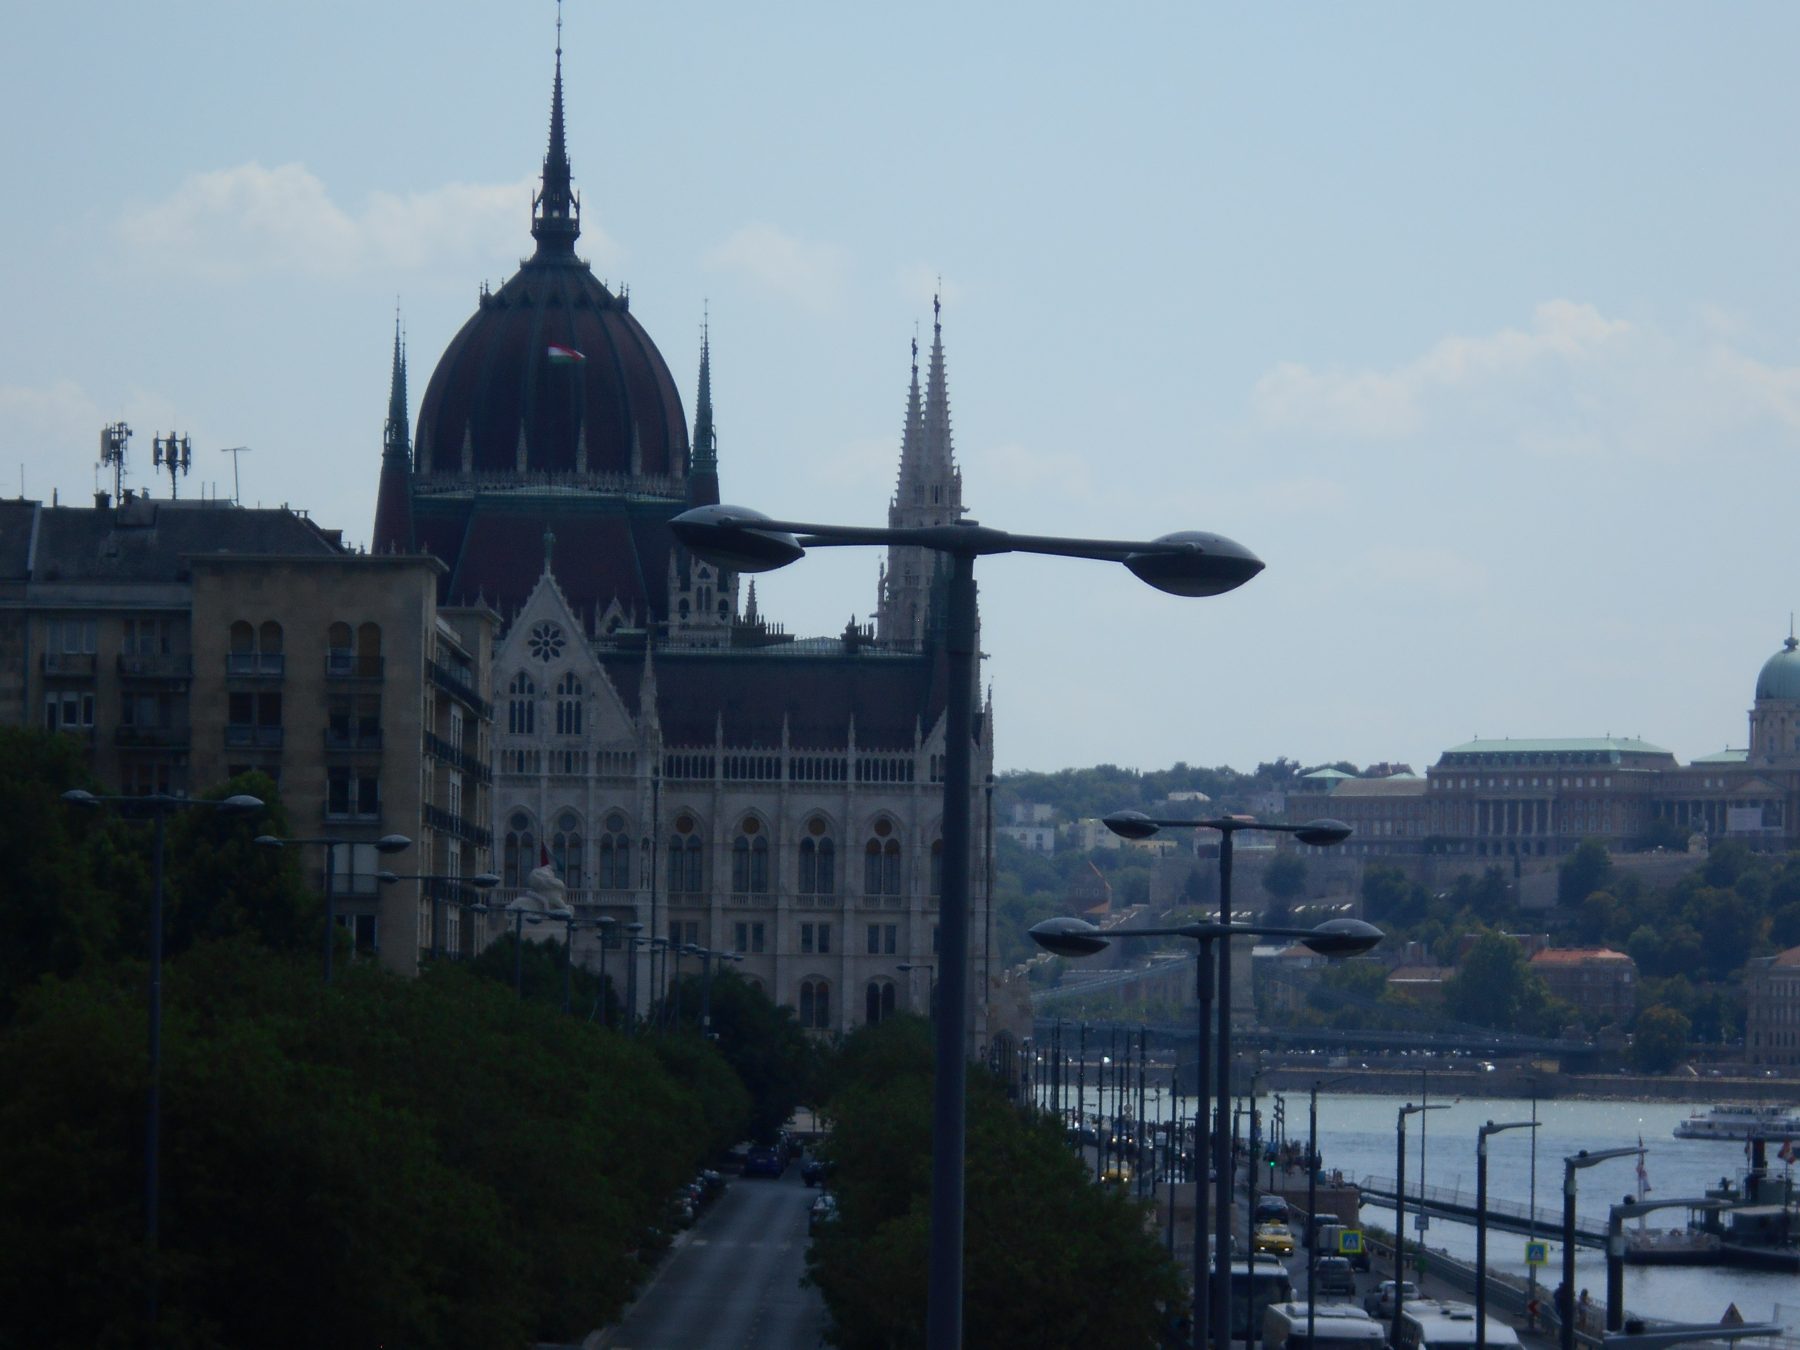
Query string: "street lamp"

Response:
xmin=1392 ymin=1100 xmax=1449 ymax=1347
xmin=63 ymin=788 xmax=264 ymax=1337
xmin=1306 ymin=1074 xmax=1354 ymax=1350
xmin=1030 ymin=913 xmax=1380 ymax=1350
xmin=373 ymin=870 xmax=500 ymax=960
xmin=1604 ymin=1196 xmax=1730 ymax=1334
xmin=898 ymin=961 xmax=936 ymax=1017
xmin=675 ymin=503 xmax=1262 ymax=1349
xmin=1476 ymin=1119 xmax=1539 ymax=1350
xmin=623 ymin=923 xmax=645 ymax=1029
xmin=253 ymin=831 xmax=410 ymax=983
xmin=1562 ymin=1147 xmax=1642 ymax=1350
xmin=1102 ymin=810 xmax=1353 ymax=1350
xmin=592 ymin=917 xmax=617 ymax=1024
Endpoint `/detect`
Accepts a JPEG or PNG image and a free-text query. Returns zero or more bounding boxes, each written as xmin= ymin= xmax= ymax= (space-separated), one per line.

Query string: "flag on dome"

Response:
xmin=546 ymin=344 xmax=586 ymax=364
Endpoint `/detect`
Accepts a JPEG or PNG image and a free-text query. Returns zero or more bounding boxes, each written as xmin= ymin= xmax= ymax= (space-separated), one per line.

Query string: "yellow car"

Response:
xmin=1253 ymin=1222 xmax=1295 ymax=1258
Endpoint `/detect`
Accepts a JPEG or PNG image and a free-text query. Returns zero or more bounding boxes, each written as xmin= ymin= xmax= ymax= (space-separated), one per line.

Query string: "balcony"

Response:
xmin=226 ymin=652 xmax=285 ymax=679
xmin=325 ymin=650 xmax=385 ymax=679
xmin=424 ymin=731 xmax=493 ymax=784
xmin=427 ymin=660 xmax=493 ymax=720
xmin=423 ymin=802 xmax=493 ymax=850
xmin=115 ymin=725 xmax=190 ymax=749
xmin=324 ymin=727 xmax=384 ymax=752
xmin=42 ymin=652 xmax=96 ymax=677
xmin=117 ymin=653 xmax=192 ymax=682
xmin=224 ymin=725 xmax=284 ymax=749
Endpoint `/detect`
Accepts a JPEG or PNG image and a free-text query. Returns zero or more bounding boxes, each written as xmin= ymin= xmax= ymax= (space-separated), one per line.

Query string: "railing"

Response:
xmin=226 ymin=652 xmax=285 ymax=677
xmin=427 ymin=660 xmax=492 ymax=719
xmin=324 ymin=728 xmax=383 ymax=751
xmin=424 ymin=802 xmax=492 ymax=850
xmin=1357 ymin=1173 xmax=1605 ymax=1240
xmin=117 ymin=653 xmax=192 ymax=680
xmin=424 ymin=731 xmax=493 ymax=783
xmin=42 ymin=652 xmax=97 ymax=676
xmin=115 ymin=725 xmax=190 ymax=748
xmin=325 ymin=651 xmax=385 ymax=678
xmin=224 ymin=725 xmax=285 ymax=749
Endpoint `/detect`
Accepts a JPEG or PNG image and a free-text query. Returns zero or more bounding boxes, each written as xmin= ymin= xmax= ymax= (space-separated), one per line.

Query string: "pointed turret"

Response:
xmin=530 ymin=10 xmax=581 ymax=259
xmin=372 ymin=313 xmax=415 ymax=553
xmin=687 ymin=320 xmax=720 ymax=508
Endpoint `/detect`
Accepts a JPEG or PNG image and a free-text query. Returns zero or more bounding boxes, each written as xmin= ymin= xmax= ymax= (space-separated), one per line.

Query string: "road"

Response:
xmin=600 ymin=1164 xmax=829 ymax=1350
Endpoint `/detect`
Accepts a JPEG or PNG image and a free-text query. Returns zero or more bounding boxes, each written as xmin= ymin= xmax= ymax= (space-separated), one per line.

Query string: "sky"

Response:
xmin=6 ymin=3 xmax=1800 ymax=777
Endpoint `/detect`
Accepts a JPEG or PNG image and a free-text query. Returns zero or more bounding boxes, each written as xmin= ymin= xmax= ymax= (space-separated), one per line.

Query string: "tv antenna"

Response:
xmin=219 ymin=446 xmax=252 ymax=504
xmin=98 ymin=422 xmax=132 ymax=503
xmin=152 ymin=432 xmax=192 ymax=499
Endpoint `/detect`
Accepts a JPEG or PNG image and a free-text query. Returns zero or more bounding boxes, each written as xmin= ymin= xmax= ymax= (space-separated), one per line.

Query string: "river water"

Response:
xmin=1058 ymin=1086 xmax=1797 ymax=1330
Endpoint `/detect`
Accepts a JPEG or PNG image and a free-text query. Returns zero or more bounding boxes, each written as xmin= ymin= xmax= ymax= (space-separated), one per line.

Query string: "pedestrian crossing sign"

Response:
xmin=1525 ymin=1240 xmax=1548 ymax=1267
xmin=1339 ymin=1230 xmax=1363 ymax=1255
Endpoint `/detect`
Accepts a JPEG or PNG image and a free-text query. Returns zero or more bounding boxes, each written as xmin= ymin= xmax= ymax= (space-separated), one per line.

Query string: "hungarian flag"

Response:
xmin=1780 ymin=1139 xmax=1797 ymax=1166
xmin=546 ymin=344 xmax=586 ymax=364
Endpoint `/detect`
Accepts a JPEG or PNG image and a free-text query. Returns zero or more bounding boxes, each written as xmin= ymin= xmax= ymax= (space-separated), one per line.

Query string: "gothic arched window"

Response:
xmin=668 ymin=814 xmax=703 ymax=894
xmin=798 ymin=816 xmax=836 ymax=896
xmin=555 ymin=672 xmax=583 ymax=736
xmin=799 ymin=978 xmax=831 ymax=1030
xmin=732 ymin=817 xmax=770 ymax=894
xmin=864 ymin=818 xmax=901 ymax=896
xmin=503 ymin=810 xmax=535 ymax=889
xmin=507 ymin=672 xmax=535 ymax=735
xmin=597 ymin=810 xmax=631 ymax=890
xmin=864 ymin=979 xmax=897 ymax=1026
xmin=552 ymin=811 xmax=583 ymax=890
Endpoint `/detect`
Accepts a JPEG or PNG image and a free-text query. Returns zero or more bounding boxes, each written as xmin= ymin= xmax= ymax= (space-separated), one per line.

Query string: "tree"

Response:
xmin=1442 ymin=932 xmax=1561 ymax=1036
xmin=1263 ymin=854 xmax=1308 ymax=905
xmin=1630 ymin=1004 xmax=1692 ymax=1073
xmin=1558 ymin=839 xmax=1613 ymax=907
xmin=1362 ymin=866 xmax=1430 ymax=929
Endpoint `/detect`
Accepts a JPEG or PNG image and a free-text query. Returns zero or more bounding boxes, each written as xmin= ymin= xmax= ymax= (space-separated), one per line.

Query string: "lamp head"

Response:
xmin=375 ymin=834 xmax=411 ymax=854
xmin=1102 ymin=810 xmax=1159 ymax=841
xmin=670 ymin=504 xmax=805 ymax=573
xmin=61 ymin=789 xmax=100 ymax=808
xmin=1028 ymin=916 xmax=1111 ymax=957
xmin=218 ymin=794 xmax=265 ymax=814
xmin=469 ymin=872 xmax=501 ymax=888
xmin=1123 ymin=530 xmax=1264 ymax=598
xmin=1298 ymin=917 xmax=1384 ymax=957
xmin=625 ymin=921 xmax=644 ymax=935
xmin=1292 ymin=818 xmax=1353 ymax=847
xmin=253 ymin=834 xmax=284 ymax=848
xmin=375 ymin=870 xmax=401 ymax=885
xmin=469 ymin=902 xmax=489 ymax=915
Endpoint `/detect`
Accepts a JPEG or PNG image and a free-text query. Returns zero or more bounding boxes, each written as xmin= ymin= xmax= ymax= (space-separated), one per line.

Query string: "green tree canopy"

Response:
xmin=1558 ymin=839 xmax=1613 ymax=907
xmin=1442 ymin=932 xmax=1564 ymax=1036
xmin=1630 ymin=1004 xmax=1692 ymax=1073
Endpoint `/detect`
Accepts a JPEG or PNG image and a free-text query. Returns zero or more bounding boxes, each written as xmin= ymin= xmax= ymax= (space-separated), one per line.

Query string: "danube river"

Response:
xmin=1063 ymin=1086 xmax=1797 ymax=1330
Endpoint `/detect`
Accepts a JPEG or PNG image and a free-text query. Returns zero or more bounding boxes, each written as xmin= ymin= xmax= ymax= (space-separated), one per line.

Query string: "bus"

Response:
xmin=1229 ymin=1257 xmax=1294 ymax=1339
xmin=1396 ymin=1300 xmax=1523 ymax=1350
xmin=1262 ymin=1301 xmax=1387 ymax=1350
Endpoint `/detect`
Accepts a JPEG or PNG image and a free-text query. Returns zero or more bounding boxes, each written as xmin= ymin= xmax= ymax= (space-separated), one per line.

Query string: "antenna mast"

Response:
xmin=219 ymin=446 xmax=252 ymax=504
xmin=98 ymin=422 xmax=132 ymax=503
xmin=152 ymin=432 xmax=192 ymax=500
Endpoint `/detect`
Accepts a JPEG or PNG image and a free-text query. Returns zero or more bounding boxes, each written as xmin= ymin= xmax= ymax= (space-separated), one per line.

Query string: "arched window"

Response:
xmin=327 ymin=621 xmax=352 ymax=655
xmin=230 ymin=620 xmax=254 ymax=653
xmin=668 ymin=814 xmax=703 ymax=894
xmin=507 ymin=672 xmax=535 ymax=735
xmin=799 ymin=978 xmax=831 ymax=1029
xmin=597 ymin=811 xmax=631 ymax=890
xmin=865 ymin=979 xmax=897 ymax=1026
xmin=503 ymin=811 xmax=535 ymax=889
xmin=552 ymin=811 xmax=583 ymax=890
xmin=864 ymin=818 xmax=901 ymax=896
xmin=798 ymin=816 xmax=836 ymax=896
xmin=258 ymin=620 xmax=283 ymax=654
xmin=555 ymin=672 xmax=583 ymax=736
xmin=732 ymin=817 xmax=770 ymax=894
xmin=356 ymin=622 xmax=381 ymax=675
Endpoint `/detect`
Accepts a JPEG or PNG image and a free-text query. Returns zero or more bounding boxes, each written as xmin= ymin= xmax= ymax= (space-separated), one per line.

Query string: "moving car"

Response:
xmin=1253 ymin=1222 xmax=1296 ymax=1258
xmin=1311 ymin=1254 xmax=1358 ymax=1297
xmin=1254 ymin=1194 xmax=1290 ymax=1224
xmin=1364 ymin=1279 xmax=1419 ymax=1318
xmin=743 ymin=1145 xmax=786 ymax=1178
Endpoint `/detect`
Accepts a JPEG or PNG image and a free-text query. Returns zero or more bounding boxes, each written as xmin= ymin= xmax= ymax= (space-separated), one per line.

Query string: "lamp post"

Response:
xmin=1562 ymin=1147 xmax=1641 ymax=1350
xmin=898 ymin=961 xmax=936 ymax=1017
xmin=1031 ymin=913 xmax=1381 ymax=1350
xmin=1392 ymin=1101 xmax=1449 ymax=1348
xmin=373 ymin=870 xmax=500 ymax=961
xmin=253 ymin=831 xmax=410 ymax=983
xmin=1604 ymin=1197 xmax=1728 ymax=1334
xmin=1306 ymin=1075 xmax=1353 ymax=1350
xmin=1476 ymin=1119 xmax=1539 ymax=1350
xmin=667 ymin=940 xmax=686 ymax=1027
xmin=63 ymin=788 xmax=264 ymax=1338
xmin=686 ymin=943 xmax=719 ymax=1036
xmin=1102 ymin=810 xmax=1354 ymax=1350
xmin=624 ymin=923 xmax=644 ymax=1029
xmin=593 ymin=917 xmax=616 ymax=1024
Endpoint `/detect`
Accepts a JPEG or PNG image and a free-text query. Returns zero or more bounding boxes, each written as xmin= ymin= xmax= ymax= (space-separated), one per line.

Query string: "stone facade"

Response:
xmin=1745 ymin=946 xmax=1800 ymax=1069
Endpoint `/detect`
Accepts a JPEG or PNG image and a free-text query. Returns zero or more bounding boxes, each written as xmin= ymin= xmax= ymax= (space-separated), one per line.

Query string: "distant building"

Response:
xmin=999 ymin=823 xmax=1056 ymax=854
xmin=1010 ymin=801 xmax=1054 ymax=827
xmin=1745 ymin=945 xmax=1800 ymax=1069
xmin=1528 ymin=946 xmax=1637 ymax=1027
xmin=1066 ymin=817 xmax=1126 ymax=852
xmin=1285 ymin=774 xmax=1428 ymax=857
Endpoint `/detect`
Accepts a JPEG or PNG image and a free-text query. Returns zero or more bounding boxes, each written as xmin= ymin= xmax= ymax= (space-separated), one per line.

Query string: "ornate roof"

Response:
xmin=1755 ymin=635 xmax=1800 ymax=701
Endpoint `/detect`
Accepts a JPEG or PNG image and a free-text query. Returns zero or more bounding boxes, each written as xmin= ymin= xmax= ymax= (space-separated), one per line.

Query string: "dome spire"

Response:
xmin=383 ymin=306 xmax=409 ymax=463
xmin=687 ymin=310 xmax=720 ymax=507
xmin=373 ymin=309 xmax=415 ymax=553
xmin=531 ymin=0 xmax=580 ymax=257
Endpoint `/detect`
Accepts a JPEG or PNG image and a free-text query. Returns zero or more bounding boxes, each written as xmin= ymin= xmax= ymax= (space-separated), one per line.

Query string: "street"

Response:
xmin=599 ymin=1164 xmax=828 ymax=1350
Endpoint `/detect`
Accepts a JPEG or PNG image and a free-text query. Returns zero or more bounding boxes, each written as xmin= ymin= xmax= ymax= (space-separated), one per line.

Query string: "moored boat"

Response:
xmin=1671 ymin=1104 xmax=1800 ymax=1141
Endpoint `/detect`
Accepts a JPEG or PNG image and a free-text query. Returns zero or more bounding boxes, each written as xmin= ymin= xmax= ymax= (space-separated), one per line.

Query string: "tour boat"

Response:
xmin=1671 ymin=1104 xmax=1800 ymax=1142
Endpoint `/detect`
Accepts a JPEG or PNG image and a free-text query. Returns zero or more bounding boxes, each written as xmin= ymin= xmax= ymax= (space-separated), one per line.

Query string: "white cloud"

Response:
xmin=703 ymin=223 xmax=848 ymax=314
xmin=0 ymin=379 xmax=105 ymax=454
xmin=116 ymin=162 xmax=565 ymax=280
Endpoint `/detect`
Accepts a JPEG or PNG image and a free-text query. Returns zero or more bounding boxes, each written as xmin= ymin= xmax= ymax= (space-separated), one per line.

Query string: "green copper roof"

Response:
xmin=1440 ymin=736 xmax=1671 ymax=757
xmin=1756 ymin=636 xmax=1800 ymax=701
xmin=1301 ymin=767 xmax=1354 ymax=780
xmin=1692 ymin=748 xmax=1749 ymax=764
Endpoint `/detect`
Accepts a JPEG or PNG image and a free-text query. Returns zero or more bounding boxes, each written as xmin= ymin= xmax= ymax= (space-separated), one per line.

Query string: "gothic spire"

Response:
xmin=687 ymin=315 xmax=720 ymax=507
xmin=382 ymin=310 xmax=409 ymax=464
xmin=531 ymin=4 xmax=581 ymax=257
xmin=373 ymin=312 xmax=416 ymax=553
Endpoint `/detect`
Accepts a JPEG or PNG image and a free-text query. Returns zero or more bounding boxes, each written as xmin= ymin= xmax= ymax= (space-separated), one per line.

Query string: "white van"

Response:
xmin=1263 ymin=1301 xmax=1387 ymax=1350
xmin=1396 ymin=1300 xmax=1523 ymax=1350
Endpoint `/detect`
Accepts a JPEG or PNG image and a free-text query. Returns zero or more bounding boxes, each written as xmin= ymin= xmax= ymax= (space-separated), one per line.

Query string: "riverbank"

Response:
xmin=1259 ymin=1065 xmax=1798 ymax=1104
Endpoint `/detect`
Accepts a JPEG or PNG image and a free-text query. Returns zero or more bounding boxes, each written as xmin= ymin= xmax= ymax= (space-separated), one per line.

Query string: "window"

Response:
xmin=52 ymin=617 xmax=97 ymax=654
xmin=733 ymin=921 xmax=767 ymax=954
xmin=552 ymin=811 xmax=584 ymax=889
xmin=669 ymin=920 xmax=699 ymax=947
xmin=799 ymin=979 xmax=831 ymax=1029
xmin=327 ymin=621 xmax=353 ymax=672
xmin=864 ymin=818 xmax=902 ymax=896
xmin=732 ymin=817 xmax=770 ymax=893
xmin=555 ymin=672 xmax=583 ymax=736
xmin=45 ymin=690 xmax=95 ymax=731
xmin=801 ymin=921 xmax=832 ymax=955
xmin=866 ymin=923 xmax=896 ymax=956
xmin=597 ymin=811 xmax=631 ymax=889
xmin=327 ymin=768 xmax=379 ymax=819
xmin=668 ymin=815 xmax=704 ymax=893
xmin=507 ymin=673 xmax=536 ymax=735
xmin=356 ymin=622 xmax=381 ymax=676
xmin=798 ymin=816 xmax=836 ymax=895
xmin=865 ymin=980 xmax=896 ymax=1025
xmin=503 ymin=811 xmax=535 ymax=888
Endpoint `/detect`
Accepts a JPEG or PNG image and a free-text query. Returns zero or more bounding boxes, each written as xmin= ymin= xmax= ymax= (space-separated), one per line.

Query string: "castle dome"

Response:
xmin=411 ymin=43 xmax=688 ymax=490
xmin=1755 ymin=635 xmax=1800 ymax=701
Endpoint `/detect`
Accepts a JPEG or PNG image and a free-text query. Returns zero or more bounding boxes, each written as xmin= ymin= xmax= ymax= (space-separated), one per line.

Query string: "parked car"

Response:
xmin=1311 ymin=1255 xmax=1357 ymax=1298
xmin=801 ymin=1155 xmax=830 ymax=1187
xmin=1363 ymin=1280 xmax=1419 ymax=1317
xmin=1253 ymin=1223 xmax=1295 ymax=1258
xmin=808 ymin=1192 xmax=838 ymax=1234
xmin=743 ymin=1145 xmax=786 ymax=1178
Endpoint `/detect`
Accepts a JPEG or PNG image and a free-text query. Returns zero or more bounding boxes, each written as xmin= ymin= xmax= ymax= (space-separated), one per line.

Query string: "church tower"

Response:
xmin=876 ymin=296 xmax=965 ymax=647
xmin=371 ymin=315 xmax=413 ymax=552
